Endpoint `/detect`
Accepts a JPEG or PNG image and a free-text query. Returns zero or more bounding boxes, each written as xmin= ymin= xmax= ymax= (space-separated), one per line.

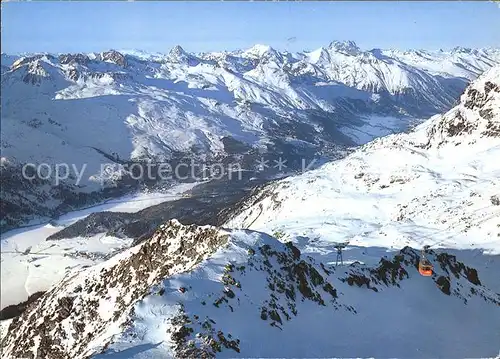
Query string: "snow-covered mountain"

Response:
xmin=2 ymin=220 xmax=499 ymax=358
xmin=1 ymin=43 xmax=500 ymax=231
xmin=225 ymin=66 xmax=500 ymax=256
xmin=1 ymin=63 xmax=500 ymax=358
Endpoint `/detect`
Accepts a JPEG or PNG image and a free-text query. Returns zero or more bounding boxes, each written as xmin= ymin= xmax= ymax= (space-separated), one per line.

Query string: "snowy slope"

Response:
xmin=2 ymin=221 xmax=499 ymax=358
xmin=2 ymin=44 xmax=500 ymax=231
xmin=385 ymin=46 xmax=500 ymax=80
xmin=225 ymin=66 xmax=500 ymax=259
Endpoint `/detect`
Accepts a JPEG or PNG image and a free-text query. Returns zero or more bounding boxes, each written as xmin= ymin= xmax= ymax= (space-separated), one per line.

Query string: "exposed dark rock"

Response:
xmin=100 ymin=50 xmax=127 ymax=67
xmin=58 ymin=53 xmax=90 ymax=66
xmin=491 ymin=195 xmax=500 ymax=206
xmin=0 ymin=291 xmax=45 ymax=320
xmin=436 ymin=276 xmax=451 ymax=295
xmin=2 ymin=221 xmax=229 ymax=359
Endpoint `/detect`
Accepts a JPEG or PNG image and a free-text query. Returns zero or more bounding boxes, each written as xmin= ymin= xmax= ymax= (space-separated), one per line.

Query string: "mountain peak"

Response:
xmin=167 ymin=45 xmax=200 ymax=66
xmin=244 ymin=44 xmax=275 ymax=57
xmin=424 ymin=65 xmax=500 ymax=148
xmin=328 ymin=40 xmax=361 ymax=55
xmin=169 ymin=44 xmax=188 ymax=57
xmin=100 ymin=50 xmax=127 ymax=67
xmin=451 ymin=46 xmax=473 ymax=54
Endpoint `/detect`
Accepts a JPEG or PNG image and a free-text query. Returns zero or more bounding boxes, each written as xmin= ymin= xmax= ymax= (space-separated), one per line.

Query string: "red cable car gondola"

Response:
xmin=418 ymin=246 xmax=433 ymax=277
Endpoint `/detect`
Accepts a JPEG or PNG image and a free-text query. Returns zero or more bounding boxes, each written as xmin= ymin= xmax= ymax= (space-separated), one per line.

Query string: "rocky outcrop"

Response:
xmin=58 ymin=53 xmax=90 ymax=66
xmin=0 ymin=291 xmax=45 ymax=321
xmin=99 ymin=50 xmax=127 ymax=67
xmin=424 ymin=66 xmax=500 ymax=148
xmin=341 ymin=247 xmax=499 ymax=306
xmin=2 ymin=217 xmax=499 ymax=358
xmin=1 ymin=220 xmax=229 ymax=359
xmin=10 ymin=54 xmax=56 ymax=71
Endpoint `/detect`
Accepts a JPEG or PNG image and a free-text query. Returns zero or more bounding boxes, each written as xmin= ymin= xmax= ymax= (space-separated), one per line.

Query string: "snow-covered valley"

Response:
xmin=2 ymin=43 xmax=500 ymax=231
xmin=0 ymin=183 xmax=198 ymax=311
xmin=1 ymin=51 xmax=500 ymax=357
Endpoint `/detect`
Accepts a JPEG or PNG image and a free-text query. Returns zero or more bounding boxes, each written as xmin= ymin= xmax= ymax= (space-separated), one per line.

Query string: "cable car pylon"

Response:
xmin=334 ymin=241 xmax=349 ymax=266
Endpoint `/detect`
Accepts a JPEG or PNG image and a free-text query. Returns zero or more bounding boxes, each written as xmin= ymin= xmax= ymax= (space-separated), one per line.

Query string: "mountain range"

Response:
xmin=1 ymin=49 xmax=499 ymax=358
xmin=2 ymin=42 xmax=500 ymax=231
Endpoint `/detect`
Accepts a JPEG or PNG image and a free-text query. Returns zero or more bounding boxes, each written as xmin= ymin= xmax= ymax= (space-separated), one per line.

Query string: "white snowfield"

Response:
xmin=96 ymin=231 xmax=500 ymax=358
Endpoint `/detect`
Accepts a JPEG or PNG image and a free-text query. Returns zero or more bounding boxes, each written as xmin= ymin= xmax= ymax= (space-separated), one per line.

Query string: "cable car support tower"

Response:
xmin=334 ymin=242 xmax=349 ymax=266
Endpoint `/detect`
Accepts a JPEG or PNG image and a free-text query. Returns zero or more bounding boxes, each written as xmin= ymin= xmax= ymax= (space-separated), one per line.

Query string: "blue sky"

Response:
xmin=2 ymin=1 xmax=499 ymax=54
